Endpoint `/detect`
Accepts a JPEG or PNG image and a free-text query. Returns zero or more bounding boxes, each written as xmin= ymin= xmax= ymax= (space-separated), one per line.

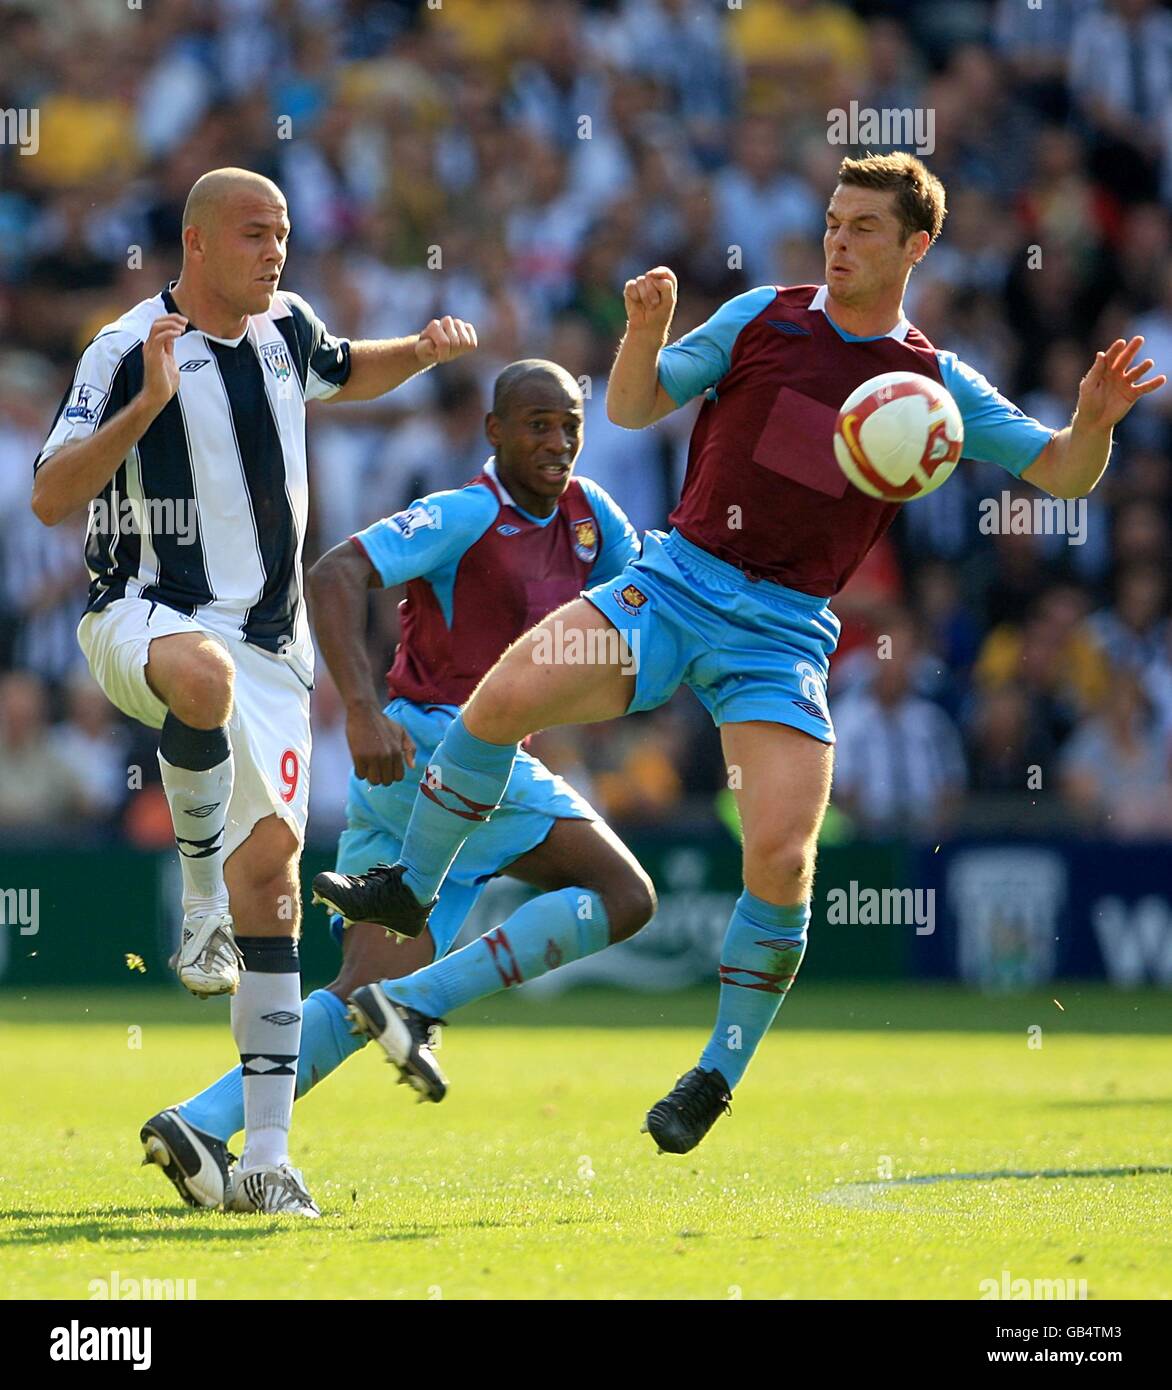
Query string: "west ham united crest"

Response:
xmin=260 ymin=340 xmax=293 ymax=383
xmin=572 ymin=517 xmax=598 ymax=563
xmin=613 ymin=583 xmax=647 ymax=615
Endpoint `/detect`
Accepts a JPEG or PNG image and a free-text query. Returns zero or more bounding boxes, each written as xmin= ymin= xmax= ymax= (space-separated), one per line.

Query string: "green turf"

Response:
xmin=1 ymin=985 xmax=1169 ymax=1300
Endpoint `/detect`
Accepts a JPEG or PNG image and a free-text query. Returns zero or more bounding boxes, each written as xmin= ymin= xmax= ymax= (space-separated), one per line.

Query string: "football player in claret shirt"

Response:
xmin=319 ymin=153 xmax=1164 ymax=1155
xmin=141 ymin=360 xmax=656 ymax=1208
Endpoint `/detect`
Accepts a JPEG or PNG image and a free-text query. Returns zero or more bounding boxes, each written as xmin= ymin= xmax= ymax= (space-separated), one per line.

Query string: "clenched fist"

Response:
xmin=415 ymin=315 xmax=478 ymax=366
xmin=623 ymin=266 xmax=677 ymax=338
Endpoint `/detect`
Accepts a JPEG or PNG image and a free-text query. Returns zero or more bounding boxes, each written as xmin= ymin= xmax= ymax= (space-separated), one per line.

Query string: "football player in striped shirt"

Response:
xmin=32 ymin=168 xmax=477 ymax=1215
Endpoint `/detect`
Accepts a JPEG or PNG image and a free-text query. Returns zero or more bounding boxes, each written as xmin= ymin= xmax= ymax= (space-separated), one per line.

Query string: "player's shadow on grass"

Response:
xmin=364 ymin=1215 xmax=583 ymax=1242
xmin=858 ymin=1165 xmax=1172 ymax=1188
xmin=819 ymin=1165 xmax=1172 ymax=1208
xmin=1045 ymin=1097 xmax=1172 ymax=1109
xmin=0 ymin=1208 xmax=329 ymax=1245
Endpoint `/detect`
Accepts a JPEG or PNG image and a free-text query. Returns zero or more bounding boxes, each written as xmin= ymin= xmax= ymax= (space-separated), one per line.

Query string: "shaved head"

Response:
xmin=492 ymin=359 xmax=581 ymax=417
xmin=182 ymin=167 xmax=286 ymax=235
xmin=172 ymin=168 xmax=291 ymax=330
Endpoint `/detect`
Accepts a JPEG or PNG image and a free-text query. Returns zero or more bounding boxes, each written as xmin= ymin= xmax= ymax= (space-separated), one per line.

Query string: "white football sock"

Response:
xmin=158 ymin=748 xmax=233 ymax=916
xmin=232 ymin=938 xmax=302 ymax=1170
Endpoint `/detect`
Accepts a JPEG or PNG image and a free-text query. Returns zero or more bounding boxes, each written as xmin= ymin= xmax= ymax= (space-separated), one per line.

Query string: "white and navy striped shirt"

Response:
xmin=35 ymin=285 xmax=351 ymax=683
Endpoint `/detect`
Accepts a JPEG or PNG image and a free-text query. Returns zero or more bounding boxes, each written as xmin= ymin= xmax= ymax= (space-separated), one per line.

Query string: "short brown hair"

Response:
xmin=836 ymin=152 xmax=947 ymax=246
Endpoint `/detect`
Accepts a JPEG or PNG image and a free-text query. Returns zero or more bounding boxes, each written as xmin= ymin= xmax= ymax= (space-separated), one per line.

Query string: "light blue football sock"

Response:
xmin=399 ymin=714 xmax=517 ymax=903
xmin=177 ymin=989 xmax=364 ymax=1142
xmin=697 ymin=892 xmax=809 ymax=1090
xmin=386 ymin=886 xmax=610 ymax=1018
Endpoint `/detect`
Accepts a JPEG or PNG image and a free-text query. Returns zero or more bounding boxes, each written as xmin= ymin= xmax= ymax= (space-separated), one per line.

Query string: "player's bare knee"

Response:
xmin=601 ymin=865 xmax=657 ymax=943
xmin=466 ymin=670 xmax=533 ymax=744
xmin=165 ymin=643 xmax=234 ymax=728
xmin=746 ymin=836 xmax=816 ymax=903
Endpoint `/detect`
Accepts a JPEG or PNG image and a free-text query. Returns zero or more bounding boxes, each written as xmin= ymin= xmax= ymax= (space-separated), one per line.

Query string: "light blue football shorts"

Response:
xmin=583 ymin=529 xmax=840 ymax=741
xmin=327 ymin=698 xmax=597 ymax=956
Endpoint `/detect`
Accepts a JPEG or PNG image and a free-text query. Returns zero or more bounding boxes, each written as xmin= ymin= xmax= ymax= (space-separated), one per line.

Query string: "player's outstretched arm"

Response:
xmin=1021 ymin=336 xmax=1165 ymax=499
xmin=31 ymin=314 xmax=186 ymax=526
xmin=329 ymin=316 xmax=478 ymax=403
xmin=607 ymin=266 xmax=681 ymax=429
xmin=307 ymin=541 xmax=416 ymax=785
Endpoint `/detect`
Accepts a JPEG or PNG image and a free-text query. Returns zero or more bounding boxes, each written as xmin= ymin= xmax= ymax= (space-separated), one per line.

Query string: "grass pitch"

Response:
xmin=1 ymin=985 xmax=1169 ymax=1300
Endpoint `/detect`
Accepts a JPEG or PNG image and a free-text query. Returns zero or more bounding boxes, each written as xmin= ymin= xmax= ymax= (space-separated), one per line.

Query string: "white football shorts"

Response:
xmin=78 ymin=597 xmax=311 ymax=858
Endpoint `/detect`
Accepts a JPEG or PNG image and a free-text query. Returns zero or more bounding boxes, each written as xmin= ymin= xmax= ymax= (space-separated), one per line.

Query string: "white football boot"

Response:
xmin=227 ymin=1163 xmax=321 ymax=1218
xmin=140 ymin=1107 xmax=235 ymax=1208
xmin=171 ymin=909 xmax=244 ymax=997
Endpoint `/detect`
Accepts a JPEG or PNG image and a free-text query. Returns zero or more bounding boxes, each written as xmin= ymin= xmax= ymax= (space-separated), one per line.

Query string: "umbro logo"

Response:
xmin=261 ymin=1010 xmax=301 ymax=1026
xmin=186 ymin=802 xmax=221 ymax=818
xmin=179 ymin=359 xmax=211 ymax=372
xmin=767 ymin=320 xmax=811 ymax=336
xmin=792 ymin=698 xmax=827 ymax=721
xmin=497 ymin=524 xmax=521 ymax=536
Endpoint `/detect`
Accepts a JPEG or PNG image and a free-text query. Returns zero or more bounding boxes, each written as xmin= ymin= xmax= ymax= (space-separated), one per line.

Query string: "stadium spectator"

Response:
xmin=967 ymin=683 xmax=1058 ymax=797
xmin=526 ymin=725 xmax=600 ymax=813
xmin=910 ymin=561 xmax=983 ymax=685
xmin=371 ymin=368 xmax=490 ymax=510
xmin=1087 ymin=563 xmax=1169 ymax=671
xmin=608 ymin=0 xmax=738 ymax=159
xmin=942 ymin=43 xmax=1038 ymax=197
xmin=856 ymin=17 xmax=925 ymax=122
xmin=54 ymin=671 xmax=132 ymax=827
xmin=506 ymin=137 xmax=595 ymax=313
xmin=1060 ymin=671 xmax=1172 ymax=838
xmin=427 ymin=0 xmax=535 ymax=68
xmin=974 ymin=586 xmax=1109 ymax=747
xmin=659 ymin=174 xmax=750 ymax=303
xmin=0 ymin=672 xmax=85 ymax=833
xmin=1110 ymin=498 xmax=1170 ymax=568
xmin=591 ymin=709 xmax=687 ymax=824
xmin=0 ymin=510 xmax=89 ymax=685
xmin=21 ymin=45 xmax=139 ymax=190
xmin=994 ymin=0 xmax=1097 ymax=117
xmin=712 ymin=115 xmax=822 ymax=285
xmin=1144 ymin=622 xmax=1172 ymax=740
xmin=22 ymin=192 xmax=119 ymax=361
xmin=1069 ymin=0 xmax=1172 ymax=202
xmin=832 ymin=615 xmax=967 ymax=836
xmin=727 ymin=0 xmax=868 ymax=118
xmin=1132 ymin=264 xmax=1172 ymax=418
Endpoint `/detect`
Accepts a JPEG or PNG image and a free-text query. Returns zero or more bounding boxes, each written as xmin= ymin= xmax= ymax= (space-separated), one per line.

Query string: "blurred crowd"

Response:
xmin=2 ymin=0 xmax=1171 ymax=848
